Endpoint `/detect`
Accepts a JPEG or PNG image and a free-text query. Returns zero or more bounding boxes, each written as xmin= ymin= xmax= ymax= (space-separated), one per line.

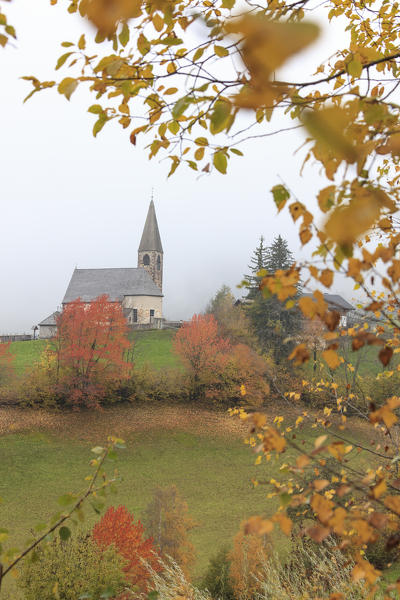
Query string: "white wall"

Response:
xmin=122 ymin=296 xmax=162 ymax=323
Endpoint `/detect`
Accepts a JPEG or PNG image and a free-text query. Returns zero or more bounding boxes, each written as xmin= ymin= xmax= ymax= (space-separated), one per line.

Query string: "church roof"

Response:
xmin=62 ymin=268 xmax=163 ymax=303
xmin=138 ymin=200 xmax=163 ymax=253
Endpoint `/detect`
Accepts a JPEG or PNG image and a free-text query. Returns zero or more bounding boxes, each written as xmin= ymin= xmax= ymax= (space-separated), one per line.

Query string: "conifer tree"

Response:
xmin=244 ymin=236 xmax=268 ymax=298
xmin=246 ymin=236 xmax=301 ymax=362
xmin=265 ymin=235 xmax=295 ymax=273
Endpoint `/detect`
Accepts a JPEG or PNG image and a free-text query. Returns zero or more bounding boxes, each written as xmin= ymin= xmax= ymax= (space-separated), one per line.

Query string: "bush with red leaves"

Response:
xmin=92 ymin=505 xmax=161 ymax=591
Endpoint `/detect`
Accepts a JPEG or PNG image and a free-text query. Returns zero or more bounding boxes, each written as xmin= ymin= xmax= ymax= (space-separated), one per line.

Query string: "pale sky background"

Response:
xmin=0 ymin=1 xmax=355 ymax=333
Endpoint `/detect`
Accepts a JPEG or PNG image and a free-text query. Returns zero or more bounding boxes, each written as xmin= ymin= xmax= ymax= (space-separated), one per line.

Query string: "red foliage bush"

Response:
xmin=92 ymin=505 xmax=161 ymax=590
xmin=173 ymin=314 xmax=230 ymax=399
xmin=53 ymin=295 xmax=133 ymax=408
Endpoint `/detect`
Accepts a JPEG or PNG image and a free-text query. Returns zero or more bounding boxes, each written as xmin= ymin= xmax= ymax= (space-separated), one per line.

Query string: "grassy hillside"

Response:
xmin=9 ymin=329 xmax=179 ymax=376
xmin=131 ymin=329 xmax=180 ymax=369
xmin=10 ymin=339 xmax=47 ymax=375
xmin=0 ymin=405 xmax=269 ymax=597
xmin=0 ymin=404 xmax=374 ymax=598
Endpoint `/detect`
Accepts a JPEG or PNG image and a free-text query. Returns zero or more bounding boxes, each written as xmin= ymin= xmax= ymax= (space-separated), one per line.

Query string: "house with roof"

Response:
xmin=302 ymin=293 xmax=354 ymax=326
xmin=38 ymin=200 xmax=164 ymax=339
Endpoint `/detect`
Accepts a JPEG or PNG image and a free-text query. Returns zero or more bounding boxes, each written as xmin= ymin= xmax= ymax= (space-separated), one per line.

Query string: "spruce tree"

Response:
xmin=265 ymin=235 xmax=295 ymax=273
xmin=246 ymin=235 xmax=301 ymax=363
xmin=244 ymin=235 xmax=268 ymax=298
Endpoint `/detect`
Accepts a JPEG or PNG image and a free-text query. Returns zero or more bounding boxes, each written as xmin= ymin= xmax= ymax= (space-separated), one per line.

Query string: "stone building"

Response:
xmin=38 ymin=200 xmax=164 ymax=339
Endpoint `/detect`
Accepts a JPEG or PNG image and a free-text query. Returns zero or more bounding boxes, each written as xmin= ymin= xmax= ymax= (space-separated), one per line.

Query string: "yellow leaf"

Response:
xmin=320 ymin=269 xmax=333 ymax=288
xmin=274 ymin=513 xmax=292 ymax=535
xmin=214 ymin=44 xmax=229 ymax=57
xmin=314 ymin=434 xmax=327 ymax=449
xmin=322 ymin=349 xmax=341 ymax=369
xmin=371 ymin=478 xmax=386 ymax=499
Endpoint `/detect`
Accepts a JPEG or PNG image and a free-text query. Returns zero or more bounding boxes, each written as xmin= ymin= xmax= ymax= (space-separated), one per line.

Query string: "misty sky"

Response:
xmin=0 ymin=1 xmax=356 ymax=334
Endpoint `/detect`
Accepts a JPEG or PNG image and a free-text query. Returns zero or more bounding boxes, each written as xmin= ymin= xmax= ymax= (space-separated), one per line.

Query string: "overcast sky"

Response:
xmin=0 ymin=1 xmax=355 ymax=333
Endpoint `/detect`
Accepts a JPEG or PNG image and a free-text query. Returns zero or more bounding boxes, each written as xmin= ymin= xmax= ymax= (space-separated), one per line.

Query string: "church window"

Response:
xmin=143 ymin=254 xmax=150 ymax=266
xmin=157 ymin=255 xmax=161 ymax=270
xmin=150 ymin=309 xmax=155 ymax=319
xmin=133 ymin=309 xmax=138 ymax=323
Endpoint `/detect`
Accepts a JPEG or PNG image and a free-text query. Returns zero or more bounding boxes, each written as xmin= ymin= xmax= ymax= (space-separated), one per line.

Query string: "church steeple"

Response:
xmin=138 ymin=200 xmax=163 ymax=291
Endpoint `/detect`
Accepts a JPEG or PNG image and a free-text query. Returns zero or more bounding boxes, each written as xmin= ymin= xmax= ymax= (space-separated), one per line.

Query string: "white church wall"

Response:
xmin=122 ymin=295 xmax=162 ymax=324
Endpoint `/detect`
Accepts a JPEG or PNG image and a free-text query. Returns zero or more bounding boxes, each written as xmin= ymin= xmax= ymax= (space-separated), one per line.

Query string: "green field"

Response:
xmin=10 ymin=329 xmax=179 ymax=376
xmin=0 ymin=404 xmax=375 ymax=598
xmin=0 ymin=406 xmax=270 ymax=597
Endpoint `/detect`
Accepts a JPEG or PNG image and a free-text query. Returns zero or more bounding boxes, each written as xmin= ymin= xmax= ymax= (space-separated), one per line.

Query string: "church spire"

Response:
xmin=138 ymin=200 xmax=163 ymax=291
xmin=138 ymin=200 xmax=163 ymax=253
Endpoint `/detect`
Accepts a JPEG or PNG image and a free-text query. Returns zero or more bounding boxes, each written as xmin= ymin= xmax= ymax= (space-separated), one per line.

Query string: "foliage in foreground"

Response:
xmin=254 ymin=537 xmax=365 ymax=600
xmin=18 ymin=534 xmax=126 ymax=600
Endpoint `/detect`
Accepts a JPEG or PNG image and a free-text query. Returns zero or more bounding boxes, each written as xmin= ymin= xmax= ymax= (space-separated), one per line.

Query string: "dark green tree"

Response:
xmin=246 ymin=236 xmax=301 ymax=363
xmin=265 ymin=235 xmax=295 ymax=273
xmin=201 ymin=547 xmax=235 ymax=600
xmin=244 ymin=236 xmax=268 ymax=298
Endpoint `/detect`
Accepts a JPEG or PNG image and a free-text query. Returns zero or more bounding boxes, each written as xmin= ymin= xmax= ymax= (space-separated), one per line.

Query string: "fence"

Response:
xmin=0 ymin=334 xmax=33 ymax=343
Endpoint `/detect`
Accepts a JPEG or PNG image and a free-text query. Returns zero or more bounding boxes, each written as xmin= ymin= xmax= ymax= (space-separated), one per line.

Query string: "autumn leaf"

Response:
xmin=273 ymin=512 xmax=292 ymax=535
xmin=58 ymin=77 xmax=78 ymax=100
xmin=322 ymin=348 xmax=341 ymax=369
xmin=289 ymin=343 xmax=310 ymax=365
xmin=379 ymin=345 xmax=393 ymax=367
xmin=243 ymin=515 xmax=274 ymax=535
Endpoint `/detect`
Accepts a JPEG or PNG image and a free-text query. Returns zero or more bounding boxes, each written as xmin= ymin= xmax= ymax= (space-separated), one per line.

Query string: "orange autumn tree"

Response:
xmin=53 ymin=294 xmax=132 ymax=408
xmin=92 ymin=505 xmax=161 ymax=591
xmin=173 ymin=313 xmax=230 ymax=399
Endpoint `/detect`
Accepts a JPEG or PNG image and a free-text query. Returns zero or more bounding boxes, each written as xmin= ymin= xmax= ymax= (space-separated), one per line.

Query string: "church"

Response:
xmin=38 ymin=200 xmax=164 ymax=339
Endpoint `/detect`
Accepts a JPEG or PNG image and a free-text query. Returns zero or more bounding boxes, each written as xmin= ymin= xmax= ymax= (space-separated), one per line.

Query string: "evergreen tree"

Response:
xmin=244 ymin=236 xmax=268 ymax=298
xmin=201 ymin=547 xmax=234 ymax=600
xmin=246 ymin=235 xmax=301 ymax=363
xmin=265 ymin=235 xmax=295 ymax=273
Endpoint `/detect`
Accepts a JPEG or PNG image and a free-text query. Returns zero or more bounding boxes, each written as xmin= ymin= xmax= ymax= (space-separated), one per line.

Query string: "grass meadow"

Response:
xmin=0 ymin=403 xmax=376 ymax=598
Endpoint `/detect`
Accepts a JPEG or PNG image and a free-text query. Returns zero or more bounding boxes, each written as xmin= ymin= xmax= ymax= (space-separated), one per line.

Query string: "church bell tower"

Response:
xmin=138 ymin=200 xmax=163 ymax=291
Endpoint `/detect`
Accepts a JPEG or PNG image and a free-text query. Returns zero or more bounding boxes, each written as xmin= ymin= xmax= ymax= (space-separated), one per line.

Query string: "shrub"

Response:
xmin=92 ymin=505 xmax=161 ymax=590
xmin=204 ymin=344 xmax=271 ymax=406
xmin=130 ymin=364 xmax=190 ymax=403
xmin=18 ymin=534 xmax=126 ymax=600
xmin=254 ymin=537 xmax=364 ymax=600
xmin=229 ymin=522 xmax=268 ymax=600
xmin=365 ymin=528 xmax=400 ymax=570
xmin=146 ymin=558 xmax=212 ymax=600
xmin=201 ymin=547 xmax=235 ymax=600
xmin=18 ymin=296 xmax=135 ymax=409
xmin=173 ymin=314 xmax=230 ymax=399
xmin=144 ymin=485 xmax=196 ymax=578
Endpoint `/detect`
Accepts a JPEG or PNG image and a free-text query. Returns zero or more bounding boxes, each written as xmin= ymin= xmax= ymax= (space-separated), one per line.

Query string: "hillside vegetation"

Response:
xmin=10 ymin=329 xmax=179 ymax=376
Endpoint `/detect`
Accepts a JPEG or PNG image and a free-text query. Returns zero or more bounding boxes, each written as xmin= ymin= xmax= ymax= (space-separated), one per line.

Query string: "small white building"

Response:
xmin=38 ymin=311 xmax=60 ymax=339
xmin=38 ymin=200 xmax=164 ymax=339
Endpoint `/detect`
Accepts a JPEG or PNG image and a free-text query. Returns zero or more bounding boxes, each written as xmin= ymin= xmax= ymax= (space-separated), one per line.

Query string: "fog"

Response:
xmin=0 ymin=1 xmax=356 ymax=333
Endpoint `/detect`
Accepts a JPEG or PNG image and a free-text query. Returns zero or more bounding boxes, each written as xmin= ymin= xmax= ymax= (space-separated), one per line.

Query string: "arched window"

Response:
xmin=143 ymin=254 xmax=150 ymax=266
xmin=157 ymin=255 xmax=161 ymax=271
